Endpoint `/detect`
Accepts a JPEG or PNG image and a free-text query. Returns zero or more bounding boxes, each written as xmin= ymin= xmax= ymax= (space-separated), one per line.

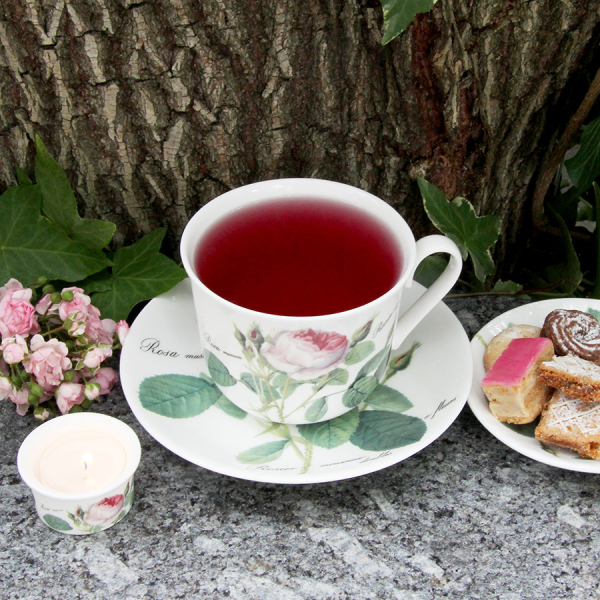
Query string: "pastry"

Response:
xmin=483 ymin=324 xmax=542 ymax=371
xmin=482 ymin=337 xmax=554 ymax=424
xmin=538 ymin=354 xmax=600 ymax=402
xmin=541 ymin=309 xmax=600 ymax=362
xmin=535 ymin=389 xmax=600 ymax=459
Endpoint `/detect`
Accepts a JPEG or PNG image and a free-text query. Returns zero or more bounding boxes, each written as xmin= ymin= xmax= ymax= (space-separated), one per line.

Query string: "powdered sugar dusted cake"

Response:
xmin=539 ymin=354 xmax=600 ymax=403
xmin=482 ymin=337 xmax=554 ymax=424
xmin=535 ymin=389 xmax=600 ymax=459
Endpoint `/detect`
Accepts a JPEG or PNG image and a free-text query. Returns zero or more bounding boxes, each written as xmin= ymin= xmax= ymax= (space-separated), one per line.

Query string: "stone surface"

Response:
xmin=1 ymin=295 xmax=600 ymax=600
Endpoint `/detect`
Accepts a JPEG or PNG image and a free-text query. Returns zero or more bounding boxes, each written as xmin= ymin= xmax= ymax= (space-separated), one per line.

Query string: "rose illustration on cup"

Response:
xmin=181 ymin=178 xmax=463 ymax=425
xmin=202 ymin=318 xmax=384 ymax=423
xmin=262 ymin=329 xmax=349 ymax=381
xmin=84 ymin=494 xmax=125 ymax=527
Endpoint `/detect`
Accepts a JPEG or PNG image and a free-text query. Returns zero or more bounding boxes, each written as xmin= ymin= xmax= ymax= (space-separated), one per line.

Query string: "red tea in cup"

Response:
xmin=194 ymin=198 xmax=403 ymax=316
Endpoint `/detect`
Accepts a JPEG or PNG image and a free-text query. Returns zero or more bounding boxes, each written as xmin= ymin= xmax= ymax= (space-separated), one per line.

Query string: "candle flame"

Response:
xmin=81 ymin=451 xmax=94 ymax=470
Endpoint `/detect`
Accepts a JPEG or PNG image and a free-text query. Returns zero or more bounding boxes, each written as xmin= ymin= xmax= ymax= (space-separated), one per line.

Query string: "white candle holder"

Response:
xmin=18 ymin=413 xmax=141 ymax=535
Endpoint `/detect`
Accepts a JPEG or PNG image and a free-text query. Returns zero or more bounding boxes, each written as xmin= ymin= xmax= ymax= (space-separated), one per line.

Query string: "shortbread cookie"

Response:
xmin=535 ymin=389 xmax=600 ymax=459
xmin=541 ymin=309 xmax=600 ymax=362
xmin=483 ymin=324 xmax=542 ymax=371
xmin=538 ymin=354 xmax=600 ymax=402
xmin=482 ymin=337 xmax=554 ymax=424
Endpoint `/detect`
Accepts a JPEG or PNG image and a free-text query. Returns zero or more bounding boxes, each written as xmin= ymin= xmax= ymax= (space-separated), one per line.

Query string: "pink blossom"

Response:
xmin=25 ymin=335 xmax=72 ymax=393
xmin=116 ymin=320 xmax=129 ymax=345
xmin=84 ymin=382 xmax=101 ymax=401
xmin=58 ymin=287 xmax=90 ymax=322
xmin=90 ymin=367 xmax=117 ymax=395
xmin=34 ymin=408 xmax=51 ymax=421
xmin=84 ymin=304 xmax=115 ymax=344
xmin=8 ymin=386 xmax=29 ymax=416
xmin=84 ymin=494 xmax=124 ymax=526
xmin=83 ymin=345 xmax=112 ymax=369
xmin=0 ymin=375 xmax=13 ymax=399
xmin=55 ymin=382 xmax=85 ymax=414
xmin=262 ymin=329 xmax=349 ymax=381
xmin=1 ymin=335 xmax=28 ymax=364
xmin=35 ymin=294 xmax=53 ymax=316
xmin=0 ymin=278 xmax=24 ymax=297
xmin=0 ymin=286 xmax=40 ymax=338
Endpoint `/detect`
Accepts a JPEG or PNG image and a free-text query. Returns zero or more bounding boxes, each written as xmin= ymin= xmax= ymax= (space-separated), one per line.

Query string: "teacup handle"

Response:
xmin=393 ymin=235 xmax=462 ymax=349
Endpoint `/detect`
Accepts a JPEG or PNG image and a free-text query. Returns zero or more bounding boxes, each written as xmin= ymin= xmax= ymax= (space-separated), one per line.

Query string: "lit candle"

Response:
xmin=18 ymin=413 xmax=141 ymax=535
xmin=36 ymin=430 xmax=127 ymax=494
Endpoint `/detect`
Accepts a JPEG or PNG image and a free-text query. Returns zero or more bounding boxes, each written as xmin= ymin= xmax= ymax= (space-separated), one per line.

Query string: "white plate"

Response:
xmin=120 ymin=279 xmax=472 ymax=484
xmin=469 ymin=298 xmax=600 ymax=473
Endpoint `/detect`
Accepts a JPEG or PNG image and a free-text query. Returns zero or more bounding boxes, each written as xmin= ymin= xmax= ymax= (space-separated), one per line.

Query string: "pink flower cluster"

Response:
xmin=0 ymin=279 xmax=129 ymax=418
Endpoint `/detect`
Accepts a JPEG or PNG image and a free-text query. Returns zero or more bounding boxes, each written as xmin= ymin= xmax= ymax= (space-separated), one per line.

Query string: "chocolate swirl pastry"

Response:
xmin=541 ymin=309 xmax=600 ymax=362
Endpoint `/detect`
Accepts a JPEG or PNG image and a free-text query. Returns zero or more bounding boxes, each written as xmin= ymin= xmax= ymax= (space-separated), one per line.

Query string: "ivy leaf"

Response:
xmin=418 ymin=177 xmax=500 ymax=282
xmin=15 ymin=164 xmax=32 ymax=185
xmin=88 ymin=228 xmax=187 ymax=321
xmin=0 ymin=185 xmax=110 ymax=285
xmin=34 ymin=136 xmax=116 ymax=250
xmin=414 ymin=255 xmax=448 ymax=288
xmin=491 ymin=280 xmax=523 ymax=295
xmin=380 ymin=0 xmax=437 ymax=45
xmin=543 ymin=207 xmax=582 ymax=295
xmin=564 ymin=115 xmax=600 ymax=197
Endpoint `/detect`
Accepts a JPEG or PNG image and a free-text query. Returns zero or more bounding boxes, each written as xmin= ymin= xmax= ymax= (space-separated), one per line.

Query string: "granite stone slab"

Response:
xmin=1 ymin=295 xmax=599 ymax=600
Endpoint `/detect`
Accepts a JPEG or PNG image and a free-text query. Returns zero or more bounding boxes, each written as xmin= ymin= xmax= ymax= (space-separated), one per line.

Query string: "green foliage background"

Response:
xmin=0 ymin=137 xmax=186 ymax=321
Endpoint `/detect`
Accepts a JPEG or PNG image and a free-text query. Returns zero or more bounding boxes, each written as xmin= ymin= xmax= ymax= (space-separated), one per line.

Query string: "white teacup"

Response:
xmin=181 ymin=178 xmax=462 ymax=424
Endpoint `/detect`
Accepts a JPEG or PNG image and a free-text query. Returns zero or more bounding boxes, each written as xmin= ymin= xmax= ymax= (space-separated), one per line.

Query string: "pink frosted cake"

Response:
xmin=482 ymin=337 xmax=554 ymax=424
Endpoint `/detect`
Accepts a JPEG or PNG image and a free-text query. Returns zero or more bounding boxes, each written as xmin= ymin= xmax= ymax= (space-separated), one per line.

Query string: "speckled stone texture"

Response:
xmin=2 ymin=295 xmax=599 ymax=600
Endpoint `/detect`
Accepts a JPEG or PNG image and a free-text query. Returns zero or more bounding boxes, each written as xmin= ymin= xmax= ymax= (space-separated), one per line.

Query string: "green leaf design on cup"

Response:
xmin=207 ymin=351 xmax=237 ymax=386
xmin=139 ymin=374 xmax=221 ymax=417
xmin=350 ymin=411 xmax=427 ymax=451
xmin=43 ymin=514 xmax=73 ymax=532
xmin=345 ymin=341 xmax=375 ymax=365
xmin=304 ymin=397 xmax=329 ymax=422
xmin=342 ymin=376 xmax=379 ymax=408
xmin=356 ymin=346 xmax=390 ymax=380
xmin=297 ymin=409 xmax=359 ymax=449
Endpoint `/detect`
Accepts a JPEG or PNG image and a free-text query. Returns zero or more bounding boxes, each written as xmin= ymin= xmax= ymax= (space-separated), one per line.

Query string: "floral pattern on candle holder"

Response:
xmin=38 ymin=478 xmax=135 ymax=535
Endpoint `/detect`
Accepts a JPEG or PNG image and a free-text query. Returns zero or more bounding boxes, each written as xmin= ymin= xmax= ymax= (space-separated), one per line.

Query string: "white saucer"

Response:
xmin=120 ymin=279 xmax=472 ymax=484
xmin=469 ymin=298 xmax=600 ymax=473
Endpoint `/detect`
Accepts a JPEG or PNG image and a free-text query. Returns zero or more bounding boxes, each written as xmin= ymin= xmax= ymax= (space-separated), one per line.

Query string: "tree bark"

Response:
xmin=1 ymin=0 xmax=599 ymax=272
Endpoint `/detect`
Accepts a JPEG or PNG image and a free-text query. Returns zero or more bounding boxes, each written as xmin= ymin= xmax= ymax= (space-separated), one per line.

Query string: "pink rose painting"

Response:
xmin=262 ymin=329 xmax=349 ymax=381
xmin=84 ymin=494 xmax=125 ymax=527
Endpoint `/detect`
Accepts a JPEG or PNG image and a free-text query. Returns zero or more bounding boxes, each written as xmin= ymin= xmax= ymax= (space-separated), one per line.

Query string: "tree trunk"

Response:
xmin=1 ymin=0 xmax=599 ymax=272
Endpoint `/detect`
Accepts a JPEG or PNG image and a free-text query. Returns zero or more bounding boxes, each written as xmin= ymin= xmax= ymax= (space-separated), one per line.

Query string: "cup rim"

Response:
xmin=180 ymin=178 xmax=417 ymax=321
xmin=17 ymin=413 xmax=141 ymax=501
